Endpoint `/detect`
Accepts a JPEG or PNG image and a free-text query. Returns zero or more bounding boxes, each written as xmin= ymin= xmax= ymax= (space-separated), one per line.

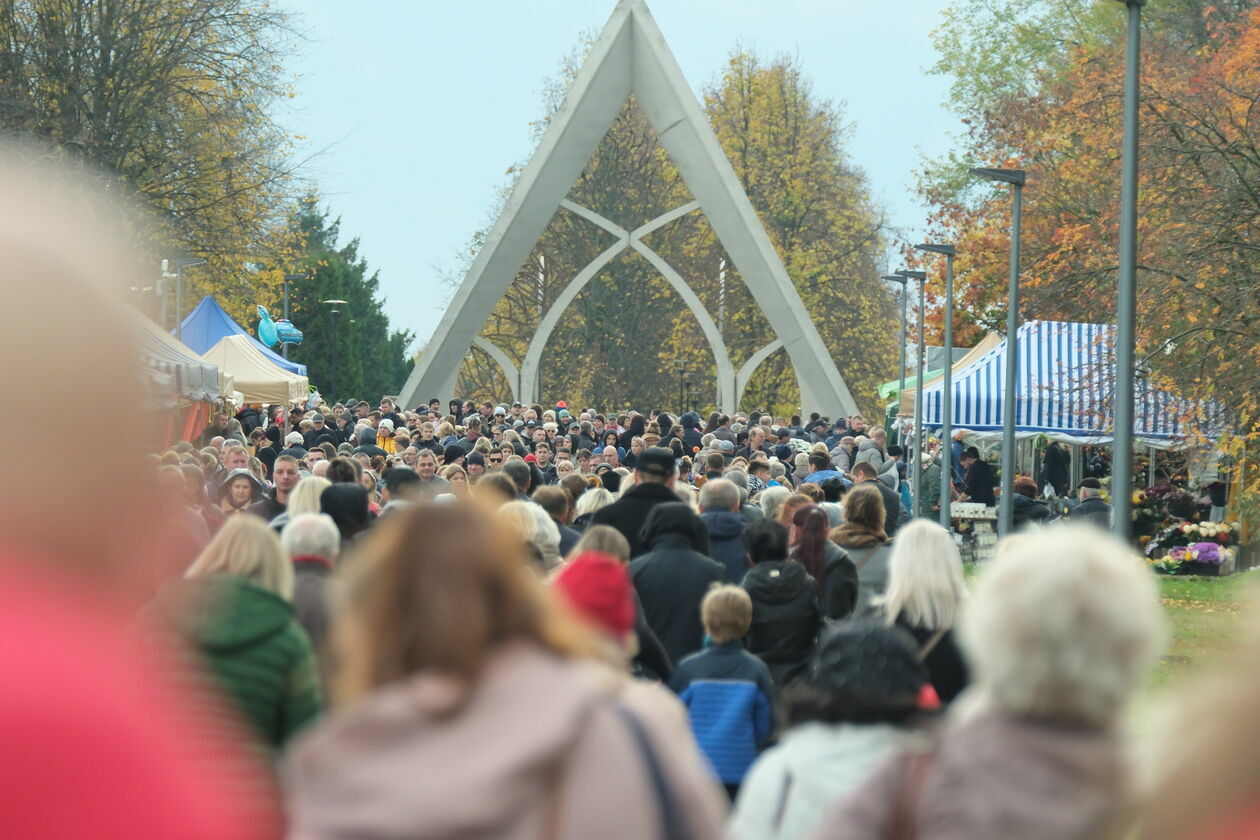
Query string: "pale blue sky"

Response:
xmin=285 ymin=1 xmax=962 ymax=349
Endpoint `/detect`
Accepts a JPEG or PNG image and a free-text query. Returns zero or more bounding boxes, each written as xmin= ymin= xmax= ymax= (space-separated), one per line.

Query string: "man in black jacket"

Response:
xmin=959 ymin=446 xmax=997 ymax=507
xmin=1073 ymin=477 xmax=1112 ymax=528
xmin=851 ymin=461 xmax=910 ymax=535
xmin=591 ymin=446 xmax=681 ymax=558
xmin=249 ymin=454 xmax=299 ymax=522
xmin=629 ymin=502 xmax=727 ymax=665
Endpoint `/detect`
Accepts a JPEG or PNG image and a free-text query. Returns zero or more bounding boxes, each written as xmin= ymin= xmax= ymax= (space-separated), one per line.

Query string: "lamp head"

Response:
xmin=915 ymin=243 xmax=956 ymax=257
xmin=969 ymin=167 xmax=1027 ymax=186
xmin=895 ymin=269 xmax=927 ymax=281
xmin=322 ymin=299 xmax=348 ymax=305
xmin=881 ymin=274 xmax=908 ymax=284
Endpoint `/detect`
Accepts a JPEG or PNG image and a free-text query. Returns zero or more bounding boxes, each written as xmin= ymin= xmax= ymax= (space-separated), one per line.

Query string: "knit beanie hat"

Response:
xmin=552 ymin=552 xmax=635 ymax=639
xmin=807 ymin=620 xmax=930 ymax=715
xmin=443 ymin=445 xmax=465 ymax=465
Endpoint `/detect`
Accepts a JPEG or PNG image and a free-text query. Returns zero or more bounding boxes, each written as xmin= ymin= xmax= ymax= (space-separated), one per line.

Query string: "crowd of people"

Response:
xmin=125 ymin=394 xmax=1241 ymax=838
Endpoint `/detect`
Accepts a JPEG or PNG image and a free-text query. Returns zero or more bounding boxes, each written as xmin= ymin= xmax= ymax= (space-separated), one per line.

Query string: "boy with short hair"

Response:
xmin=668 ymin=585 xmax=774 ymax=799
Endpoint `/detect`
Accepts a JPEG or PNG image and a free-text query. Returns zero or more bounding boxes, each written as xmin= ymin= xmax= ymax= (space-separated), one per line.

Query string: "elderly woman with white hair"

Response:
xmin=814 ymin=524 xmax=1166 ymax=840
xmin=872 ymin=519 xmax=969 ymax=703
xmin=281 ymin=513 xmax=342 ymax=651
xmin=499 ymin=499 xmax=562 ymax=573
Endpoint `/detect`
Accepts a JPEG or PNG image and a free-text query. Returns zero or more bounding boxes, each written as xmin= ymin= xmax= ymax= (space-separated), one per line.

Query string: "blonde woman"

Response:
xmin=268 ymin=476 xmax=332 ymax=533
xmin=872 ymin=518 xmax=970 ymax=703
xmin=165 ymin=516 xmax=322 ymax=748
xmin=573 ymin=486 xmax=614 ymax=530
xmin=499 ymin=499 xmax=562 ymax=572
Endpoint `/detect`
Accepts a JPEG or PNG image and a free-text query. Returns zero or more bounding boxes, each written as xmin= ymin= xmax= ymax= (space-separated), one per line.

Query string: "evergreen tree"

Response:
xmin=282 ymin=197 xmax=414 ymax=403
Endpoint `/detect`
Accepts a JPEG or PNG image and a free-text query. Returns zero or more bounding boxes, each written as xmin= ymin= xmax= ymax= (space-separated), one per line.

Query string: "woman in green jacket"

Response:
xmin=165 ymin=515 xmax=322 ymax=749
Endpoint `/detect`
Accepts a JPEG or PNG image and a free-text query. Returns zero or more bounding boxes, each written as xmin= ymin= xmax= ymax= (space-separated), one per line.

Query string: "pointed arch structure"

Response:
xmin=398 ymin=0 xmax=858 ymax=416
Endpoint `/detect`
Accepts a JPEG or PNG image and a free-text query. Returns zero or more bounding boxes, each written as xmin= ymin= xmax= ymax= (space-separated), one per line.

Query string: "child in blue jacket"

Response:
xmin=668 ymin=585 xmax=774 ymax=799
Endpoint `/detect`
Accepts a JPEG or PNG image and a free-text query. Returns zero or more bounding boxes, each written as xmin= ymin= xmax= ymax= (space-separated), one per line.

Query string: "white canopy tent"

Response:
xmin=201 ymin=334 xmax=307 ymax=404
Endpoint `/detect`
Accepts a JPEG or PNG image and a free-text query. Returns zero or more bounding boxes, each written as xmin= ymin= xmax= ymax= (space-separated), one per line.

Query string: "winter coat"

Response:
xmin=1012 ymin=493 xmax=1051 ymax=530
xmin=829 ymin=444 xmax=852 ymax=473
xmin=832 ymin=538 xmax=894 ymax=618
xmin=822 ymin=541 xmax=859 ymax=620
xmin=854 ymin=440 xmax=893 ymax=474
xmin=283 ymin=642 xmax=728 ymax=840
xmin=248 ymin=491 xmax=286 ymax=523
xmin=292 ymin=557 xmax=335 ymax=654
xmin=590 ymin=481 xmax=683 ymax=559
xmin=668 ymin=641 xmax=774 ymax=784
xmin=919 ymin=462 xmax=943 ymax=517
xmin=700 ymin=509 xmax=749 ymax=583
xmin=742 ymin=561 xmax=822 ymax=687
xmin=729 ymin=722 xmax=919 ymax=840
xmin=1073 ymin=496 xmax=1112 ymax=528
xmin=894 ymin=615 xmax=969 ymax=704
xmin=814 ymin=709 xmax=1129 ymax=840
xmin=159 ymin=576 xmax=321 ymax=749
xmin=1042 ymin=442 xmax=1070 ymax=495
xmin=964 ymin=459 xmax=997 ymax=506
xmin=630 ymin=506 xmax=727 ymax=665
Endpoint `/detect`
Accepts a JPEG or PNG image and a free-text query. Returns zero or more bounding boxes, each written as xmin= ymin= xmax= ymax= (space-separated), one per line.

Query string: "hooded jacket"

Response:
xmin=629 ymin=504 xmax=727 ymax=665
xmin=157 ymin=576 xmax=321 ymax=749
xmin=319 ymin=484 xmax=371 ymax=545
xmin=353 ymin=428 xmax=387 ymax=459
xmin=1012 ymin=493 xmax=1051 ymax=530
xmin=741 ymin=561 xmax=822 ymax=687
xmin=729 ymin=722 xmax=919 ymax=840
xmin=283 ymin=643 xmax=728 ymax=840
xmin=700 ymin=509 xmax=749 ymax=584
xmin=590 ymin=481 xmax=682 ymax=559
xmin=216 ymin=468 xmax=266 ymax=515
xmin=854 ymin=440 xmax=894 ymax=474
xmin=679 ymin=411 xmax=703 ymax=454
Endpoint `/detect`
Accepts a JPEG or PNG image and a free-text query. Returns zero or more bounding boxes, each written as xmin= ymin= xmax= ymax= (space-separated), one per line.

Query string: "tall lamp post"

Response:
xmin=916 ymin=243 xmax=956 ymax=530
xmin=173 ymin=257 xmax=206 ymax=341
xmin=897 ymin=269 xmax=927 ymax=516
xmin=882 ymin=274 xmax=911 ymax=446
xmin=1112 ymin=0 xmax=1145 ymax=539
xmin=672 ymin=358 xmax=687 ymax=413
xmin=281 ymin=273 xmax=307 ymax=359
xmin=970 ymin=166 xmax=1026 ymax=536
xmin=323 ymin=299 xmax=348 ymax=402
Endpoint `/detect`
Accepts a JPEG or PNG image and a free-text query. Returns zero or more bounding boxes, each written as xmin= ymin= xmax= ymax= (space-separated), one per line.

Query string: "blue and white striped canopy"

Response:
xmin=919 ymin=320 xmax=1215 ymax=443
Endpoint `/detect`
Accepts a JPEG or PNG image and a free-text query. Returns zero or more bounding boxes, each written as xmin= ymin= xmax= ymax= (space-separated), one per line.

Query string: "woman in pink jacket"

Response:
xmin=283 ymin=501 xmax=727 ymax=840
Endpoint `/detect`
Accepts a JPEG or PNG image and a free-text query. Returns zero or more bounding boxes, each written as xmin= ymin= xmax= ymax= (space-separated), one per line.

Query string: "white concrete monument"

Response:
xmin=398 ymin=0 xmax=859 ymax=416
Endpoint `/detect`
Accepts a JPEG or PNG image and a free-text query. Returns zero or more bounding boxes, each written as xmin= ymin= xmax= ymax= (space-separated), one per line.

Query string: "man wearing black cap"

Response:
xmin=591 ymin=446 xmax=679 ymax=559
xmin=303 ymin=413 xmax=337 ymax=451
xmin=1073 ymin=477 xmax=1111 ymax=528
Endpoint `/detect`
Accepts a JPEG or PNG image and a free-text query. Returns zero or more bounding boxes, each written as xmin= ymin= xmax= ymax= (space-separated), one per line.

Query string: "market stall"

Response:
xmin=131 ymin=308 xmax=230 ymax=443
xmin=201 ymin=334 xmax=308 ymax=404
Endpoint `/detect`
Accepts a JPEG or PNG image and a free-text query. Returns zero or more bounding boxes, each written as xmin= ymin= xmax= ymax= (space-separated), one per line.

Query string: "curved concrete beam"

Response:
xmin=471 ymin=336 xmax=521 ymax=402
xmin=735 ymin=338 xmax=784 ymax=405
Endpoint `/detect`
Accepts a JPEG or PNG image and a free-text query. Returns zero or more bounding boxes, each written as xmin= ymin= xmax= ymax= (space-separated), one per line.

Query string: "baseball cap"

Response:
xmin=635 ymin=446 xmax=675 ymax=477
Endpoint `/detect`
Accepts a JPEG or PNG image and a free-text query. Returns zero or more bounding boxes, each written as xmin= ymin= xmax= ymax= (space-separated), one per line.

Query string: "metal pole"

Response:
xmin=1112 ymin=0 xmax=1144 ymax=539
xmin=331 ymin=311 xmax=338 ymax=402
xmin=940 ymin=253 xmax=954 ymax=529
xmin=998 ymin=182 xmax=1024 ymax=536
xmin=914 ymin=277 xmax=926 ymax=517
xmin=160 ymin=259 xmax=169 ymax=330
xmin=899 ymin=284 xmax=908 ymax=441
xmin=175 ymin=265 xmax=183 ymax=341
xmin=282 ymin=277 xmax=290 ymax=359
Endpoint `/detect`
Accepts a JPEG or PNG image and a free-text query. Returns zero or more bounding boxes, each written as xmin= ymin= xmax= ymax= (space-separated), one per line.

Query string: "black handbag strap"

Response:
xmin=616 ymin=703 xmax=687 ymax=840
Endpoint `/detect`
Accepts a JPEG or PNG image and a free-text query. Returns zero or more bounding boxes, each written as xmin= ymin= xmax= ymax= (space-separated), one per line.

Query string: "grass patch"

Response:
xmin=1153 ymin=573 xmax=1252 ymax=690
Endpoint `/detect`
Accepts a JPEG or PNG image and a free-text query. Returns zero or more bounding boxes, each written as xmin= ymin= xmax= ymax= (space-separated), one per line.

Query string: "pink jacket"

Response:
xmin=283 ymin=642 xmax=727 ymax=839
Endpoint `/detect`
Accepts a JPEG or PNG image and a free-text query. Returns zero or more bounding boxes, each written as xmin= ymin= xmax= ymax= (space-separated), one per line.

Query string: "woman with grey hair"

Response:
xmin=814 ymin=524 xmax=1166 ymax=840
xmin=281 ymin=513 xmax=342 ymax=651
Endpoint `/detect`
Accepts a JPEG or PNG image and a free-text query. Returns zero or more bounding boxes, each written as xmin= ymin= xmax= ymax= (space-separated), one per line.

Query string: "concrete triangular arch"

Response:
xmin=399 ymin=0 xmax=858 ymax=416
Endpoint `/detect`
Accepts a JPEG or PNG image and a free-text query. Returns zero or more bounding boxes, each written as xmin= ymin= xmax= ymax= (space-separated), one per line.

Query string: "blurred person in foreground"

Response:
xmin=812 ymin=524 xmax=1165 ymax=840
xmin=730 ymin=621 xmax=935 ymax=840
xmin=0 ymin=148 xmax=276 ymax=837
xmin=283 ymin=501 xmax=727 ymax=839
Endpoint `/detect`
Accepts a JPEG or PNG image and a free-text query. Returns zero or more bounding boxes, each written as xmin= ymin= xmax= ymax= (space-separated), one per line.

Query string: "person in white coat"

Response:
xmin=727 ymin=621 xmax=934 ymax=840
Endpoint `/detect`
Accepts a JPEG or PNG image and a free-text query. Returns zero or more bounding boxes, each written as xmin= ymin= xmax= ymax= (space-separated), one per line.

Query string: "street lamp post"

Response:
xmin=1112 ymin=0 xmax=1145 ymax=539
xmin=281 ymin=274 xmax=307 ymax=359
xmin=897 ymin=269 xmax=927 ymax=516
xmin=672 ymin=359 xmax=687 ymax=412
xmin=323 ymin=299 xmax=348 ymax=402
xmin=882 ymin=274 xmax=910 ymax=446
xmin=173 ymin=257 xmax=206 ymax=342
xmin=970 ymin=166 xmax=1026 ymax=536
xmin=917 ymin=243 xmax=956 ymax=529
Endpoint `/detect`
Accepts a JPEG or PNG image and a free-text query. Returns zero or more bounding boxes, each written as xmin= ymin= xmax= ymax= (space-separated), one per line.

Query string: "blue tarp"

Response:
xmin=919 ymin=320 xmax=1218 ymax=444
xmin=178 ymin=296 xmax=307 ymax=376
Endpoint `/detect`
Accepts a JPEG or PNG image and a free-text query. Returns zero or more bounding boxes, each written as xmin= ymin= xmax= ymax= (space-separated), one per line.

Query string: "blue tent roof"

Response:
xmin=920 ymin=320 xmax=1217 ymax=444
xmin=178 ymin=296 xmax=306 ymax=376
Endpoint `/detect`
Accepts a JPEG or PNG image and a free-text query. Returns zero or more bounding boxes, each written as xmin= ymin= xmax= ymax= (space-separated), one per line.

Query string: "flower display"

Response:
xmin=1190 ymin=542 xmax=1223 ymax=565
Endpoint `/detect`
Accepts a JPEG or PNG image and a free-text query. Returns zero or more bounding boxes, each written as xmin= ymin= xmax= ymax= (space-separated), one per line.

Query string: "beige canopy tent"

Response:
xmin=201 ymin=334 xmax=308 ymax=404
xmin=899 ymin=332 xmax=1002 ymax=417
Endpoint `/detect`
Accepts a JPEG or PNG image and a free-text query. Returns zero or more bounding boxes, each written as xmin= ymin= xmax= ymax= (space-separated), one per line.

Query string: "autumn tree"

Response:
xmin=0 ymin=0 xmax=302 ymax=325
xmin=919 ymin=0 xmax=1258 ymax=440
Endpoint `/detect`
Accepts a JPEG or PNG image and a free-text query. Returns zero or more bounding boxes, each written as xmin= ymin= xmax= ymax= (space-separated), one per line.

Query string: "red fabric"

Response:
xmin=917 ymin=684 xmax=941 ymax=710
xmin=552 ymin=551 xmax=635 ymax=638
xmin=0 ymin=562 xmax=278 ymax=840
xmin=524 ymin=454 xmax=537 ymax=463
xmin=1191 ymin=803 xmax=1260 ymax=840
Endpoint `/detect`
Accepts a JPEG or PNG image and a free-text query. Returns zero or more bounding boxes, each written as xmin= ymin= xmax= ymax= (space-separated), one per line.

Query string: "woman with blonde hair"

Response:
xmin=500 ymin=499 xmax=562 ymax=573
xmin=573 ymin=486 xmax=615 ymax=530
xmin=284 ymin=503 xmax=727 ymax=839
xmin=829 ymin=483 xmax=892 ymax=616
xmin=160 ymin=515 xmax=322 ymax=749
xmin=267 ymin=476 xmax=332 ymax=533
xmin=873 ymin=518 xmax=969 ymax=703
